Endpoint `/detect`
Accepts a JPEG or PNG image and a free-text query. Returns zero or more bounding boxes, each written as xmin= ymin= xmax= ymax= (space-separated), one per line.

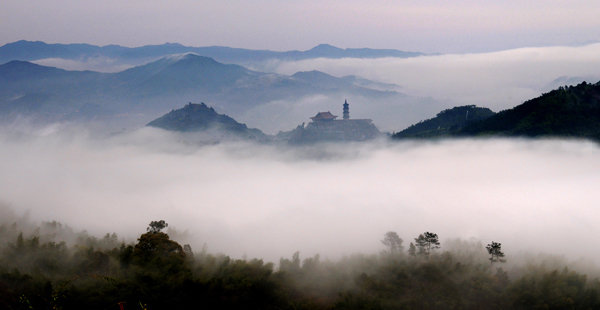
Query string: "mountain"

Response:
xmin=292 ymin=70 xmax=355 ymax=89
xmin=0 ymin=54 xmax=404 ymax=123
xmin=290 ymin=70 xmax=399 ymax=98
xmin=0 ymin=60 xmax=112 ymax=118
xmin=0 ymin=40 xmax=426 ymax=66
xmin=540 ymin=75 xmax=600 ymax=93
xmin=339 ymin=75 xmax=401 ymax=92
xmin=115 ymin=54 xmax=255 ymax=95
xmin=458 ymin=81 xmax=600 ymax=140
xmin=289 ymin=44 xmax=424 ymax=60
xmin=392 ymin=105 xmax=495 ymax=138
xmin=0 ymin=40 xmax=128 ymax=63
xmin=147 ymin=102 xmax=269 ymax=141
xmin=0 ymin=53 xmax=444 ymax=134
xmin=394 ymin=81 xmax=600 ymax=141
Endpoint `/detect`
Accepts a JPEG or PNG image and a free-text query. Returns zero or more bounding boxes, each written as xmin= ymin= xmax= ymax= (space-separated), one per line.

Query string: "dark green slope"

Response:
xmin=147 ymin=102 xmax=268 ymax=141
xmin=393 ymin=105 xmax=495 ymax=138
xmin=459 ymin=81 xmax=600 ymax=139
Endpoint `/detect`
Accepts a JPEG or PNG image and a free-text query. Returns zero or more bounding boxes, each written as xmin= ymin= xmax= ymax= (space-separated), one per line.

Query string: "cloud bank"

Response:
xmin=32 ymin=57 xmax=133 ymax=73
xmin=268 ymin=44 xmax=600 ymax=113
xmin=1 ymin=127 xmax=599 ymax=264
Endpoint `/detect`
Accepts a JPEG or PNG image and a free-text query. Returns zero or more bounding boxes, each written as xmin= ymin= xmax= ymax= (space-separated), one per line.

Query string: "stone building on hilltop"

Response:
xmin=288 ymin=100 xmax=381 ymax=143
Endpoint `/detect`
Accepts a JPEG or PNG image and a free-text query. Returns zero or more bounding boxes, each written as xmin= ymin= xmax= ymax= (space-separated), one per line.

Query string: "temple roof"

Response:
xmin=310 ymin=111 xmax=338 ymax=120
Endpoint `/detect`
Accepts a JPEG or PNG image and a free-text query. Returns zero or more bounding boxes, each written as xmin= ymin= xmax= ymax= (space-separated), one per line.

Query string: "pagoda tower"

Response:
xmin=343 ymin=99 xmax=349 ymax=120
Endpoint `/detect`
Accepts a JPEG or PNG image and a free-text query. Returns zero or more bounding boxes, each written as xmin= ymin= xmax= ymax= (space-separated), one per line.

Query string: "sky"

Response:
xmin=2 ymin=1 xmax=600 ymax=53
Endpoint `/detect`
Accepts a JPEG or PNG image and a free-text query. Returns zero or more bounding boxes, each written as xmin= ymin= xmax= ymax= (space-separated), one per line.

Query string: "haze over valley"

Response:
xmin=2 ymin=1 xmax=600 ymax=308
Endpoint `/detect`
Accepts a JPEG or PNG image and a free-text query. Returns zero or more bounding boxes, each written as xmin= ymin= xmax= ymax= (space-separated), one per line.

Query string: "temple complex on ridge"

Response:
xmin=288 ymin=99 xmax=381 ymax=143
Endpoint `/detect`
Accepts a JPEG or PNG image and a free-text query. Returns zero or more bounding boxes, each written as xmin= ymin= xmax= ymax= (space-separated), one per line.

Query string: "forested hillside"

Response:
xmin=459 ymin=81 xmax=600 ymax=140
xmin=146 ymin=102 xmax=269 ymax=141
xmin=1 ymin=217 xmax=600 ymax=309
xmin=393 ymin=105 xmax=495 ymax=138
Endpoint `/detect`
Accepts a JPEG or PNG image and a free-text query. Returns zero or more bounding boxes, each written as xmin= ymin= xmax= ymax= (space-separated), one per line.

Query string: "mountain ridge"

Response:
xmin=393 ymin=81 xmax=600 ymax=141
xmin=0 ymin=54 xmax=406 ymax=130
xmin=0 ymin=40 xmax=426 ymax=65
xmin=147 ymin=102 xmax=269 ymax=142
xmin=458 ymin=81 xmax=600 ymax=140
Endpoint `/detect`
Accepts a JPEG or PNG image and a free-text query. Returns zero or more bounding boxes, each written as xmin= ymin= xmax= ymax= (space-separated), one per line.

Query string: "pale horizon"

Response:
xmin=2 ymin=1 xmax=600 ymax=54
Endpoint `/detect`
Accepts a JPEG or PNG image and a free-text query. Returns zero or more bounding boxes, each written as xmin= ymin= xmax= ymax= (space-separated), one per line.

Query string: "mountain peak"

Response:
xmin=164 ymin=52 xmax=206 ymax=61
xmin=163 ymin=42 xmax=184 ymax=47
xmin=0 ymin=60 xmax=66 ymax=79
xmin=309 ymin=44 xmax=342 ymax=52
xmin=147 ymin=102 xmax=269 ymax=141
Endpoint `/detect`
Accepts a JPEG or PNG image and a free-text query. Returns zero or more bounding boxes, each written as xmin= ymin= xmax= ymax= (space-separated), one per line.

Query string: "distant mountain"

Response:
xmin=115 ymin=54 xmax=255 ymax=95
xmin=0 ymin=40 xmax=426 ymax=65
xmin=147 ymin=102 xmax=269 ymax=141
xmin=290 ymin=70 xmax=398 ymax=98
xmin=392 ymin=105 xmax=495 ymax=138
xmin=393 ymin=81 xmax=600 ymax=141
xmin=340 ymin=75 xmax=402 ymax=92
xmin=0 ymin=60 xmax=111 ymax=118
xmin=0 ymin=54 xmax=403 ymax=125
xmin=292 ymin=70 xmax=354 ymax=89
xmin=541 ymin=76 xmax=600 ymax=93
xmin=458 ymin=81 xmax=600 ymax=140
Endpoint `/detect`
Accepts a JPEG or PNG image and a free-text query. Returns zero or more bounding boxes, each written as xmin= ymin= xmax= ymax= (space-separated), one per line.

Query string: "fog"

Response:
xmin=32 ymin=57 xmax=134 ymax=73
xmin=21 ymin=44 xmax=600 ymax=134
xmin=235 ymin=94 xmax=448 ymax=134
xmin=266 ymin=43 xmax=600 ymax=112
xmin=1 ymin=126 xmax=600 ymax=265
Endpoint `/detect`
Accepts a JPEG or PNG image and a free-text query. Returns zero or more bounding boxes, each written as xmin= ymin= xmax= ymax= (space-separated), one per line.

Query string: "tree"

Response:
xmin=147 ymin=220 xmax=168 ymax=234
xmin=408 ymin=242 xmax=416 ymax=257
xmin=381 ymin=231 xmax=404 ymax=254
xmin=133 ymin=231 xmax=185 ymax=265
xmin=486 ymin=241 xmax=506 ymax=271
xmin=414 ymin=232 xmax=440 ymax=259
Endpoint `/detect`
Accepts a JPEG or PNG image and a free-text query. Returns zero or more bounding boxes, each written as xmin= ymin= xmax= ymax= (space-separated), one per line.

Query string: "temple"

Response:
xmin=288 ymin=100 xmax=380 ymax=143
xmin=343 ymin=100 xmax=350 ymax=120
xmin=310 ymin=111 xmax=338 ymax=121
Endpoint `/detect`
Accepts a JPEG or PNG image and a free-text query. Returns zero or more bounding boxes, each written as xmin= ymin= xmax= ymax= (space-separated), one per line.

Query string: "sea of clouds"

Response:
xmin=1 ymin=126 xmax=599 ymax=266
xmin=263 ymin=43 xmax=600 ymax=113
xmin=27 ymin=44 xmax=600 ymax=134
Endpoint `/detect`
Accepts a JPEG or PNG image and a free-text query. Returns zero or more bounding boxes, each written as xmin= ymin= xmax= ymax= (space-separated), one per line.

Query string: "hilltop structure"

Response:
xmin=288 ymin=100 xmax=380 ymax=143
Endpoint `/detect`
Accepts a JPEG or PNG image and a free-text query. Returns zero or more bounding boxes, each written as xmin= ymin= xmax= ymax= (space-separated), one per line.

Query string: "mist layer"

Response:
xmin=0 ymin=128 xmax=599 ymax=263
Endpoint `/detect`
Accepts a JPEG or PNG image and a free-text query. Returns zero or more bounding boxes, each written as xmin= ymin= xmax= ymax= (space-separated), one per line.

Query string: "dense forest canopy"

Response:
xmin=393 ymin=105 xmax=495 ymax=139
xmin=393 ymin=81 xmax=600 ymax=141
xmin=2 ymin=213 xmax=600 ymax=309
xmin=458 ymin=81 xmax=600 ymax=140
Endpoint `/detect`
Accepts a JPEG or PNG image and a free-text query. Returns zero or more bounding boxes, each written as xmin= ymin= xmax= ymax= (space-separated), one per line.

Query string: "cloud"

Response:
xmin=1 ymin=126 xmax=599 ymax=264
xmin=32 ymin=57 xmax=133 ymax=73
xmin=267 ymin=44 xmax=600 ymax=112
xmin=235 ymin=94 xmax=448 ymax=134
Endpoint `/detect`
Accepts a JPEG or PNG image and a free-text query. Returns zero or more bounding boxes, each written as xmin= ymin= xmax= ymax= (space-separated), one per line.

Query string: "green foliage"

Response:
xmin=414 ymin=232 xmax=440 ymax=260
xmin=4 ymin=221 xmax=600 ymax=309
xmin=506 ymin=266 xmax=598 ymax=309
xmin=393 ymin=105 xmax=495 ymax=139
xmin=459 ymin=81 xmax=600 ymax=140
xmin=486 ymin=241 xmax=506 ymax=272
xmin=395 ymin=81 xmax=600 ymax=141
xmin=147 ymin=220 xmax=168 ymax=234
